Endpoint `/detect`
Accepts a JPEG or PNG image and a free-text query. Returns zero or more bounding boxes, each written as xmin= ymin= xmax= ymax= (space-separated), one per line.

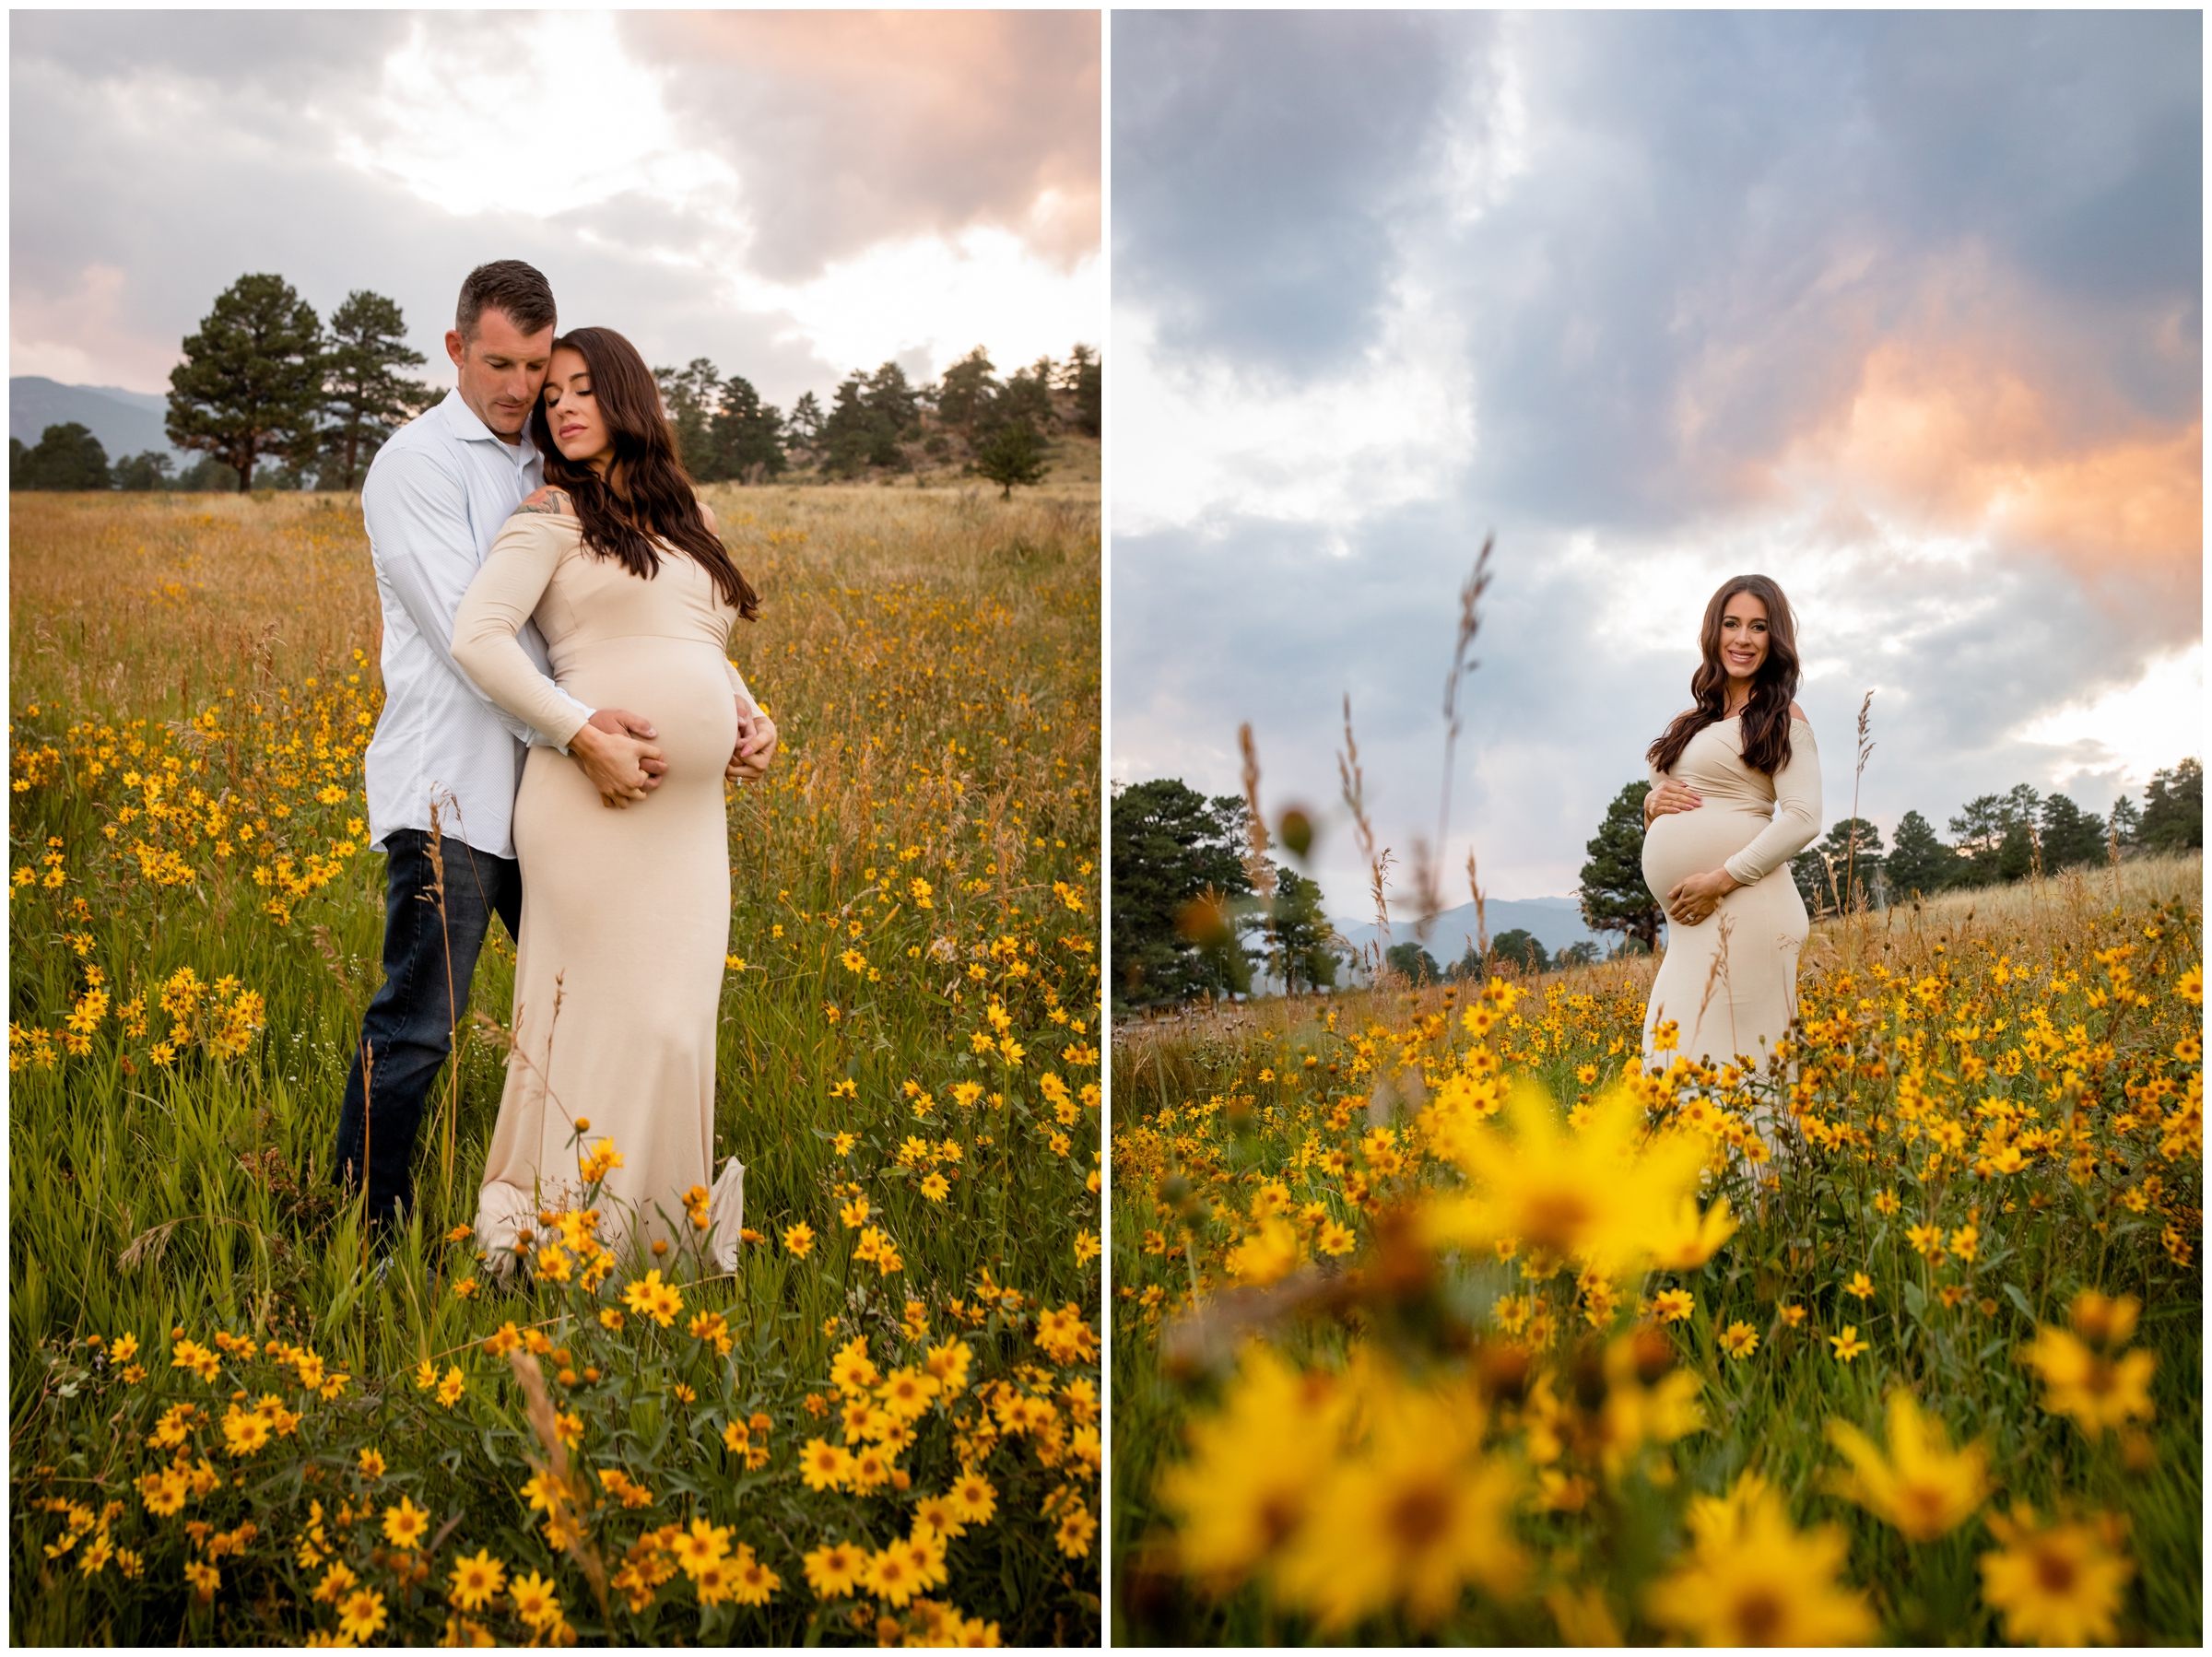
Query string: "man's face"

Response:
xmin=444 ymin=307 xmax=556 ymax=442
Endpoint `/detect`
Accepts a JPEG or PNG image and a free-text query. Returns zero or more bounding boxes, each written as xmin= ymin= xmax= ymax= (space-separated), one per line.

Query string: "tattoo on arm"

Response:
xmin=513 ymin=489 xmax=572 ymax=517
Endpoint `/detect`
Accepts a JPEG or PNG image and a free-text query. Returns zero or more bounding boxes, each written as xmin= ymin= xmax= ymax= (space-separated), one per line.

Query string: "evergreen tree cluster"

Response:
xmin=802 ymin=344 xmax=1100 ymax=488
xmin=18 ymin=270 xmax=1102 ymax=500
xmin=1109 ymin=778 xmax=1342 ymax=1013
xmin=1577 ymin=759 xmax=2203 ymax=947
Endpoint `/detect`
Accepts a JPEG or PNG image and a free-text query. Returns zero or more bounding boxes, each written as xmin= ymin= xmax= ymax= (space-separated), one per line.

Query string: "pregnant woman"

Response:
xmin=1639 ymin=575 xmax=1820 ymax=1084
xmin=453 ymin=325 xmax=777 ymax=1272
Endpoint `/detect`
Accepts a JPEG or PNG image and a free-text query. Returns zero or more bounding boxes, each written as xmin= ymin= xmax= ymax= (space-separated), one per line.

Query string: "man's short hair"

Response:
xmin=456 ymin=261 xmax=556 ymax=344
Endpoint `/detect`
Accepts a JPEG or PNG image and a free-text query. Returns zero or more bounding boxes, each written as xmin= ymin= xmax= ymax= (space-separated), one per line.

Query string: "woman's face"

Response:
xmin=1717 ymin=591 xmax=1770 ymax=687
xmin=541 ymin=346 xmax=614 ymax=472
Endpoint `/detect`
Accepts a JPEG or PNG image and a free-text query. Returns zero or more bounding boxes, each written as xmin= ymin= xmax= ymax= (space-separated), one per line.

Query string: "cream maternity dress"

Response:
xmin=1639 ymin=715 xmax=1820 ymax=1077
xmin=452 ymin=508 xmax=748 ymax=1270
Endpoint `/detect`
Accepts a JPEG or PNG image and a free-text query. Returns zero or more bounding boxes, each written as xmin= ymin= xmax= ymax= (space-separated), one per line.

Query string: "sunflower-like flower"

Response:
xmin=1647 ymin=1471 xmax=1877 ymax=1646
xmin=1823 ymin=1391 xmax=1991 ymax=1542
xmin=1979 ymin=1505 xmax=2135 ymax=1646
xmin=1421 ymin=1079 xmax=1708 ymax=1278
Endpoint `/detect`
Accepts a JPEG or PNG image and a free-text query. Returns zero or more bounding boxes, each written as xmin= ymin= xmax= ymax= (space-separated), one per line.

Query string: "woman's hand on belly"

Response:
xmin=1645 ymin=777 xmax=1703 ymax=825
xmin=1665 ymin=866 xmax=1740 ymax=926
xmin=726 ymin=700 xmax=780 ymax=785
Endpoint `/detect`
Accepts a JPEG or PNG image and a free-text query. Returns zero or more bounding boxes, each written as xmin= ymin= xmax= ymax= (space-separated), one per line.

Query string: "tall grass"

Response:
xmin=10 ymin=482 xmax=1102 ymax=1644
xmin=1111 ymin=852 xmax=2202 ymax=1643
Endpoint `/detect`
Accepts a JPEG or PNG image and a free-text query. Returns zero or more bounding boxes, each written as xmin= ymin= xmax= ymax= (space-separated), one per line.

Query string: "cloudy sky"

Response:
xmin=11 ymin=10 xmax=1099 ymax=408
xmin=1111 ymin=10 xmax=2203 ymax=915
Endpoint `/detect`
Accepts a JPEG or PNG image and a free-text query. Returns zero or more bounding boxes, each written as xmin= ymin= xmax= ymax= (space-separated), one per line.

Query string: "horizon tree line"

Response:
xmin=10 ymin=271 xmax=1100 ymax=497
xmin=1112 ymin=760 xmax=2202 ymax=1012
xmin=1578 ymin=758 xmax=2204 ymax=956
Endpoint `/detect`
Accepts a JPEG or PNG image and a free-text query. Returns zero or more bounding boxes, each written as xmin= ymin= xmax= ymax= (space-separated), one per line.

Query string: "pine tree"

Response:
xmin=973 ymin=421 xmax=1048 ymax=499
xmin=1794 ymin=817 xmax=1884 ymax=913
xmin=654 ymin=358 xmax=724 ymax=480
xmin=786 ymin=391 xmax=824 ymax=449
xmin=318 ymin=290 xmax=430 ymax=490
xmin=935 ymin=347 xmax=998 ymax=441
xmin=1579 ymin=781 xmax=1662 ymax=953
xmin=1063 ymin=344 xmax=1100 ymax=438
xmin=1109 ymin=779 xmax=1254 ymax=1008
xmin=997 ymin=361 xmax=1055 ymax=433
xmin=1265 ymin=865 xmax=1339 ymax=993
xmin=2037 ymin=793 xmax=2108 ymax=871
xmin=2140 ymin=758 xmax=2203 ymax=852
xmin=1884 ymin=809 xmax=1954 ymax=899
xmin=818 ymin=377 xmax=877 ymax=477
xmin=1948 ymin=785 xmax=2040 ymax=886
xmin=166 ymin=273 xmax=325 ymax=491
xmin=710 ymin=375 xmax=786 ymax=483
xmin=2109 ymin=793 xmax=2144 ymax=852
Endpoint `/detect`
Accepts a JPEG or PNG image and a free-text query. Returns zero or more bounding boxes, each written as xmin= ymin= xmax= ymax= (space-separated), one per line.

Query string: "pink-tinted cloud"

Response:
xmin=624 ymin=11 xmax=1100 ymax=280
xmin=1783 ymin=325 xmax=2201 ymax=617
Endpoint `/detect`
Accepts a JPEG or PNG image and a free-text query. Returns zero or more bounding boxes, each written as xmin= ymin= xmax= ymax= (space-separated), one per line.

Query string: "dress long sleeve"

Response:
xmin=453 ymin=517 xmax=593 ymax=750
xmin=1723 ymin=719 xmax=1821 ymax=886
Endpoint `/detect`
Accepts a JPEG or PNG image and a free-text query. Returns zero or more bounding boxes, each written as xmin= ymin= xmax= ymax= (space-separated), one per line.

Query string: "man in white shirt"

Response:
xmin=333 ymin=259 xmax=776 ymax=1239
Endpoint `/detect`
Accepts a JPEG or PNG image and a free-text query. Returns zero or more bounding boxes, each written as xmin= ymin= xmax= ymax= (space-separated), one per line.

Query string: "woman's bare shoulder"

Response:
xmin=698 ymin=500 xmax=719 ymax=535
xmin=512 ymin=486 xmax=575 ymax=518
xmin=1789 ymin=700 xmax=1810 ymax=725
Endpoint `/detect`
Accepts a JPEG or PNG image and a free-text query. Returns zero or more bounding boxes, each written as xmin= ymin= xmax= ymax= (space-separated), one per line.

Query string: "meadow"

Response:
xmin=1112 ymin=854 xmax=2203 ymax=1644
xmin=9 ymin=476 xmax=1101 ymax=1645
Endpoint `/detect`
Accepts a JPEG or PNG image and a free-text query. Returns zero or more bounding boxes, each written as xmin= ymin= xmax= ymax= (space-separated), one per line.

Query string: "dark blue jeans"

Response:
xmin=332 ymin=828 xmax=523 ymax=1228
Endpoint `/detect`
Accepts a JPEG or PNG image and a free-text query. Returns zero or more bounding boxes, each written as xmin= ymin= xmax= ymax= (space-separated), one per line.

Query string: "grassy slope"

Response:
xmin=9 ymin=483 xmax=1102 ymax=1643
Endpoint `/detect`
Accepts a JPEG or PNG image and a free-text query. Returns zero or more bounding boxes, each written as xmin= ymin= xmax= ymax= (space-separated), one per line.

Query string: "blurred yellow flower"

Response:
xmin=2021 ymin=1325 xmax=2156 ymax=1439
xmin=1979 ymin=1506 xmax=2135 ymax=1646
xmin=804 ymin=1540 xmax=865 ymax=1599
xmin=1422 ymin=1080 xmax=1707 ymax=1277
xmin=1649 ymin=1473 xmax=1875 ymax=1645
xmin=1823 ymin=1392 xmax=1991 ymax=1541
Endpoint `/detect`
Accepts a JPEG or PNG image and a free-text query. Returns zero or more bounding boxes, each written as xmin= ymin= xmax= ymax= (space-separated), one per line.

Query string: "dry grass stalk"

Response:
xmin=505 ymin=1346 xmax=611 ymax=1620
xmin=1335 ymin=695 xmax=1393 ymax=976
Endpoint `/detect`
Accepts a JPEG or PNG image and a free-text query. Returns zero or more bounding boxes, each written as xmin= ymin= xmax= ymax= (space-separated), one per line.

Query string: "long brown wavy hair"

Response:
xmin=1646 ymin=574 xmax=1800 ymax=776
xmin=530 ymin=326 xmax=759 ymax=621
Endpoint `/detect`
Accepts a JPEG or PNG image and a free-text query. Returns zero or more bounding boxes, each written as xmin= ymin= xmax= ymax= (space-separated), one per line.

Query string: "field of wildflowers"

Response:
xmin=1112 ymin=856 xmax=2202 ymax=1643
xmin=10 ymin=480 xmax=1102 ymax=1645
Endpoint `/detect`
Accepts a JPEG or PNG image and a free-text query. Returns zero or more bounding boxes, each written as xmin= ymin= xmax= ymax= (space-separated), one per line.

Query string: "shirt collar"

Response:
xmin=437 ymin=387 xmax=539 ymax=468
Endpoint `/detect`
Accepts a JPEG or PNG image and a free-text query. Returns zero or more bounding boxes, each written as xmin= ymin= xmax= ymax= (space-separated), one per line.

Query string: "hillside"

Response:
xmin=9 ymin=376 xmax=183 ymax=463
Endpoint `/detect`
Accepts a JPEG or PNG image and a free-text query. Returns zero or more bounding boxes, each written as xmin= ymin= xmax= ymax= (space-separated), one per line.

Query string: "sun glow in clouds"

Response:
xmin=339 ymin=13 xmax=741 ymax=226
xmin=2018 ymin=645 xmax=2205 ymax=793
xmin=734 ymin=229 xmax=1102 ymax=384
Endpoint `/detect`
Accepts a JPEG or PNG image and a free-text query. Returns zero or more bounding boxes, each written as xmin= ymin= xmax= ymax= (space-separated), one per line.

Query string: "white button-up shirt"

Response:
xmin=361 ymin=389 xmax=594 ymax=859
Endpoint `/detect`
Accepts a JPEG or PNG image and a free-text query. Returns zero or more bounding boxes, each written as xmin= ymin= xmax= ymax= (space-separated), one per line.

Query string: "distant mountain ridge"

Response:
xmin=11 ymin=377 xmax=186 ymax=464
xmin=1330 ymin=895 xmax=1607 ymax=966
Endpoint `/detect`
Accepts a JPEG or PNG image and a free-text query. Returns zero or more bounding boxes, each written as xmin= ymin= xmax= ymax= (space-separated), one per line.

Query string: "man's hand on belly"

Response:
xmin=1665 ymin=866 xmax=1741 ymax=926
xmin=575 ymin=710 xmax=666 ymax=807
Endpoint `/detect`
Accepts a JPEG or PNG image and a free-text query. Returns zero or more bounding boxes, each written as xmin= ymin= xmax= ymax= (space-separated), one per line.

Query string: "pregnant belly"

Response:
xmin=1642 ymin=805 xmax=1769 ymax=896
xmin=557 ymin=638 xmax=736 ymax=781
